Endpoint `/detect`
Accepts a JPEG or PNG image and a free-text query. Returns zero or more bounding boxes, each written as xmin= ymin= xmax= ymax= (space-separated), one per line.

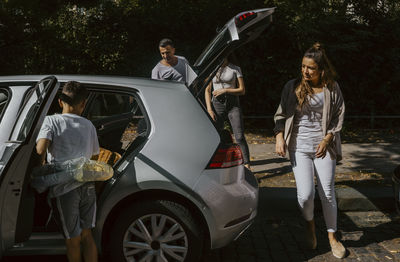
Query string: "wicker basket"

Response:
xmin=92 ymin=147 xmax=121 ymax=166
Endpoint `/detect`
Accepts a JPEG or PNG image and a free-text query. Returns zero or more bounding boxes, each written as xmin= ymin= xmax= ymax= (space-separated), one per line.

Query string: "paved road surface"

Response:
xmin=2 ymin=209 xmax=399 ymax=262
xmin=201 ymin=209 xmax=400 ymax=261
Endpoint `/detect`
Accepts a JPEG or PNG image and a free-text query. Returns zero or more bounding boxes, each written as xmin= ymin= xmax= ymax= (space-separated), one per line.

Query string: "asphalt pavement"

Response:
xmin=202 ymin=209 xmax=400 ymax=262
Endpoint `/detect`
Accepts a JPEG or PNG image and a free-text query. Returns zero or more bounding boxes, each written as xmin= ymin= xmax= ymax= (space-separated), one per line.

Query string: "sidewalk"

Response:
xmin=250 ymin=143 xmax=400 ymax=212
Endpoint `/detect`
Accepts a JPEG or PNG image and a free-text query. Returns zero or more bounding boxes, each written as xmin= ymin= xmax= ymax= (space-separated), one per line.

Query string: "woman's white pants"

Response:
xmin=289 ymin=151 xmax=337 ymax=232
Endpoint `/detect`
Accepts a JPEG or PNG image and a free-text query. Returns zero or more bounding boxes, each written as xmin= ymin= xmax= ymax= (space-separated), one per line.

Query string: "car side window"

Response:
xmin=87 ymin=93 xmax=134 ymax=120
xmin=0 ymin=88 xmax=9 ymax=123
xmin=85 ymin=92 xmax=148 ymax=153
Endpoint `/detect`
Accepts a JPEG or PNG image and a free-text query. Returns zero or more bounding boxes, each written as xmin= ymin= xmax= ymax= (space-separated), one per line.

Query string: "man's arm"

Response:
xmin=36 ymin=138 xmax=51 ymax=165
xmin=151 ymin=66 xmax=160 ymax=80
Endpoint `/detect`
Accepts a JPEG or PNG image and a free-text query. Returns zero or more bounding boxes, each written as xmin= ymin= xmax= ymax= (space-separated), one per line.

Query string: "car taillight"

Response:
xmin=207 ymin=144 xmax=243 ymax=169
xmin=235 ymin=11 xmax=257 ymax=27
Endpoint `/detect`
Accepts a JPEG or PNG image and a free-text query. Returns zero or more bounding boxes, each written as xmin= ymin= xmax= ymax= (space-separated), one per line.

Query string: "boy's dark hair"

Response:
xmin=159 ymin=38 xmax=174 ymax=48
xmin=59 ymin=81 xmax=88 ymax=106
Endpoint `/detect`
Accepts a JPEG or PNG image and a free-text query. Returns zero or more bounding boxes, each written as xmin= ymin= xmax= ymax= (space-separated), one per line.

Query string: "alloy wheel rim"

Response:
xmin=122 ymin=214 xmax=188 ymax=262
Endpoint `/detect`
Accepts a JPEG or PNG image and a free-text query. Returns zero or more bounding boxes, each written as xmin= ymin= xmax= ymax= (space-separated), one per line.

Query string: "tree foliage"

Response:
xmin=0 ymin=0 xmax=399 ymax=119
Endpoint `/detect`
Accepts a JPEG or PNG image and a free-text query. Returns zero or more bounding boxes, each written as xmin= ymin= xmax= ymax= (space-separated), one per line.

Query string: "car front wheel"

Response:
xmin=107 ymin=200 xmax=204 ymax=262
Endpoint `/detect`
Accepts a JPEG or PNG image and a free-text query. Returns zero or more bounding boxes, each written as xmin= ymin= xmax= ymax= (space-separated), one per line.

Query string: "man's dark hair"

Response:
xmin=59 ymin=81 xmax=88 ymax=106
xmin=159 ymin=38 xmax=174 ymax=48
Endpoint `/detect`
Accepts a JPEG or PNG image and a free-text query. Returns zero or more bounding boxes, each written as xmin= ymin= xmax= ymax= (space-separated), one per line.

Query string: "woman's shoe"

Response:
xmin=330 ymin=240 xmax=346 ymax=259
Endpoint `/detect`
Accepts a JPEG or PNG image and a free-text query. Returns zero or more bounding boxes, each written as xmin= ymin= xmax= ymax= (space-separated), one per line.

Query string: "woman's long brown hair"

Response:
xmin=296 ymin=42 xmax=337 ymax=108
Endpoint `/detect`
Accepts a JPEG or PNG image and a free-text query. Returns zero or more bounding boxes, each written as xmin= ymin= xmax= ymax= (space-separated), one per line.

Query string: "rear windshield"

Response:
xmin=0 ymin=88 xmax=10 ymax=124
xmin=194 ymin=27 xmax=232 ymax=68
xmin=191 ymin=27 xmax=232 ymax=98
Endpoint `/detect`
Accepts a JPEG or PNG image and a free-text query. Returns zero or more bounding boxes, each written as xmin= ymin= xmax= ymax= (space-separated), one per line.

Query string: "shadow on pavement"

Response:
xmin=251 ymin=157 xmax=288 ymax=166
xmin=335 ymin=179 xmax=393 ymax=212
xmin=343 ymin=143 xmax=400 ymax=175
xmin=336 ymin=212 xmax=400 ymax=261
xmin=254 ymin=165 xmax=293 ymax=176
xmin=225 ymin=188 xmax=400 ymax=261
xmin=251 ymin=157 xmax=292 ymax=177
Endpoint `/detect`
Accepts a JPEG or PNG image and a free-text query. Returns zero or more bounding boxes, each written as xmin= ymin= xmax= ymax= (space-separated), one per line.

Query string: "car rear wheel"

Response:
xmin=107 ymin=200 xmax=204 ymax=262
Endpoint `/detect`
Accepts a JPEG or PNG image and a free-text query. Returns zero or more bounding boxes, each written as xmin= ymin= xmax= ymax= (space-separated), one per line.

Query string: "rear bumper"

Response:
xmin=193 ymin=165 xmax=258 ymax=249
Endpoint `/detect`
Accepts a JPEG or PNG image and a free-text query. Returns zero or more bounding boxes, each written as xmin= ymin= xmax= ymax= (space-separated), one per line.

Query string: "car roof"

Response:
xmin=0 ymin=75 xmax=186 ymax=92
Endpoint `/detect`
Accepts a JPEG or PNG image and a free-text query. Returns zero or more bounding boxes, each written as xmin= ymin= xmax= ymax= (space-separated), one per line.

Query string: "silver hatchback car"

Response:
xmin=0 ymin=8 xmax=274 ymax=262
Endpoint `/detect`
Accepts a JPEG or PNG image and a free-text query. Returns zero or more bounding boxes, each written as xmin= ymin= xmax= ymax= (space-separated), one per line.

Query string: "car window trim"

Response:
xmin=9 ymin=77 xmax=58 ymax=142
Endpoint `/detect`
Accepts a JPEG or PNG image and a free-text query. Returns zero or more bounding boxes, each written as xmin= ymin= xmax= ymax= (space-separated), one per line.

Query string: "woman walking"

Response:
xmin=205 ymin=55 xmax=250 ymax=169
xmin=274 ymin=43 xmax=345 ymax=258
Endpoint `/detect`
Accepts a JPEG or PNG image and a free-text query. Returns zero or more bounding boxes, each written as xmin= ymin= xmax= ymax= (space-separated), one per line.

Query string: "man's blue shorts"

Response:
xmin=51 ymin=182 xmax=96 ymax=239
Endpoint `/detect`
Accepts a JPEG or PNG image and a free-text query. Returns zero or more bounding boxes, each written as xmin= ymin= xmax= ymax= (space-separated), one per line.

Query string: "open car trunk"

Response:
xmin=188 ymin=7 xmax=275 ymax=98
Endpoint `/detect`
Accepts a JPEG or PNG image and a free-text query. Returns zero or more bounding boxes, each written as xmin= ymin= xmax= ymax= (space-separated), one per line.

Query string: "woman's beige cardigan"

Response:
xmin=273 ymin=79 xmax=345 ymax=160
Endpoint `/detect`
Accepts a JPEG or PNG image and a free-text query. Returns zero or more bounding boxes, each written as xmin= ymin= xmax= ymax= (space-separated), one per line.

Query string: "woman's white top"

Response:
xmin=212 ymin=64 xmax=242 ymax=90
xmin=289 ymin=91 xmax=324 ymax=152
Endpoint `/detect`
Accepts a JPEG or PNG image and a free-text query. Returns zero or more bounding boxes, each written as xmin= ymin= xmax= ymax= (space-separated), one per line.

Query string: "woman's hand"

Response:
xmin=275 ymin=132 xmax=286 ymax=157
xmin=207 ymin=109 xmax=217 ymax=121
xmin=315 ymin=140 xmax=329 ymax=158
xmin=316 ymin=134 xmax=333 ymax=158
xmin=212 ymin=88 xmax=226 ymax=97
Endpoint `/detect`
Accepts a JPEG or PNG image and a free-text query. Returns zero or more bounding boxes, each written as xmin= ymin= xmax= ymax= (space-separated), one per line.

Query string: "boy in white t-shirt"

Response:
xmin=36 ymin=81 xmax=99 ymax=262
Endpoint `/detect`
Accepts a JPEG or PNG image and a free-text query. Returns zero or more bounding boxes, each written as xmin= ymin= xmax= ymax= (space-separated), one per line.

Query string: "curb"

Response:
xmin=336 ymin=186 xmax=394 ymax=211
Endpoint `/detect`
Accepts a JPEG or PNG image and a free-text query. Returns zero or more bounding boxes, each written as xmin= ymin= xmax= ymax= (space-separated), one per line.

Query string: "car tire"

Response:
xmin=106 ymin=200 xmax=204 ymax=262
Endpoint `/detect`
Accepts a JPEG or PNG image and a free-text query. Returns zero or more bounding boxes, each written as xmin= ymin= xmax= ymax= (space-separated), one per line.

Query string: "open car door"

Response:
xmin=189 ymin=7 xmax=275 ymax=97
xmin=0 ymin=76 xmax=59 ymax=256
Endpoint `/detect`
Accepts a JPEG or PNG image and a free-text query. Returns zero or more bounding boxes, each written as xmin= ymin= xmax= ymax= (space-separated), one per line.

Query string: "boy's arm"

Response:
xmin=36 ymin=138 xmax=51 ymax=165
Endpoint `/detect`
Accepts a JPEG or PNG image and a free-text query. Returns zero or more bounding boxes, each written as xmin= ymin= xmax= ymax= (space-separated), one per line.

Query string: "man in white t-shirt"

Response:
xmin=36 ymin=81 xmax=99 ymax=262
xmin=151 ymin=38 xmax=189 ymax=83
